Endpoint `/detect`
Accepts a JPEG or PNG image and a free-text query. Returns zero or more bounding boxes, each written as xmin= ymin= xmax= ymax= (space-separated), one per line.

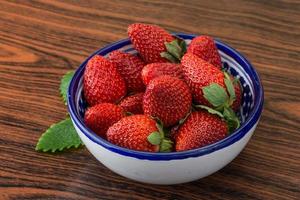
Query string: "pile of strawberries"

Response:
xmin=83 ymin=23 xmax=242 ymax=152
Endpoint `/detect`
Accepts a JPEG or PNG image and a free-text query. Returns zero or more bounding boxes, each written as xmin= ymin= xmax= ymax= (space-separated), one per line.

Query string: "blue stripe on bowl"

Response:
xmin=67 ymin=33 xmax=264 ymax=161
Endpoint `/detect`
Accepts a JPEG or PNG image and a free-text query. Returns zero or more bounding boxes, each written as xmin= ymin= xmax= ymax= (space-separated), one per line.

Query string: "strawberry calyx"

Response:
xmin=194 ymin=72 xmax=241 ymax=132
xmin=193 ymin=104 xmax=224 ymax=118
xmin=147 ymin=119 xmax=173 ymax=152
xmin=224 ymin=72 xmax=236 ymax=106
xmin=160 ymin=37 xmax=187 ymax=63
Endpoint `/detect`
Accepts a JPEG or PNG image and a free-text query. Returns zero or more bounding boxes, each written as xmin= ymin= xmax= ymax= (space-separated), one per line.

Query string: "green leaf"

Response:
xmin=173 ymin=36 xmax=187 ymax=56
xmin=223 ymin=107 xmax=240 ymax=132
xmin=224 ymin=72 xmax=236 ymax=105
xmin=203 ymin=83 xmax=229 ymax=107
xmin=226 ymin=120 xmax=236 ymax=133
xmin=154 ymin=119 xmax=164 ymax=135
xmin=194 ymin=105 xmax=224 ymax=118
xmin=159 ymin=139 xmax=173 ymax=152
xmin=165 ymin=40 xmax=182 ymax=60
xmin=60 ymin=71 xmax=75 ymax=104
xmin=161 ymin=38 xmax=187 ymax=63
xmin=147 ymin=132 xmax=162 ymax=145
xmin=160 ymin=52 xmax=178 ymax=63
xmin=148 ymin=118 xmax=174 ymax=151
xmin=179 ymin=39 xmax=187 ymax=55
xmin=36 ymin=118 xmax=83 ymax=152
xmin=232 ymin=77 xmax=240 ymax=85
xmin=223 ymin=106 xmax=235 ymax=120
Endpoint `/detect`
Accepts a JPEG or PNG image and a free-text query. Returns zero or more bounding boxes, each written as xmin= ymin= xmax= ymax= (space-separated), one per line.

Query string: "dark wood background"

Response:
xmin=0 ymin=0 xmax=299 ymax=199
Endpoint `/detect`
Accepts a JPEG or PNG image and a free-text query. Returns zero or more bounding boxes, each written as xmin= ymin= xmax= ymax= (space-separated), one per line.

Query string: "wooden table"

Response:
xmin=1 ymin=1 xmax=299 ymax=199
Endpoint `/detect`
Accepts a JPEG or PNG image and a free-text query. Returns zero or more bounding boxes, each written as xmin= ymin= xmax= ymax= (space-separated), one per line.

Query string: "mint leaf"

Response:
xmin=36 ymin=118 xmax=83 ymax=152
xmin=203 ymin=83 xmax=229 ymax=107
xmin=147 ymin=132 xmax=162 ymax=145
xmin=224 ymin=72 xmax=236 ymax=105
xmin=60 ymin=71 xmax=75 ymax=104
xmin=194 ymin=105 xmax=224 ymax=118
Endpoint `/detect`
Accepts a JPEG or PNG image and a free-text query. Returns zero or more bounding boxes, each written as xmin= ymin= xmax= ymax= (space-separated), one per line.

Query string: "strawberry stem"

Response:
xmin=178 ymin=109 xmax=192 ymax=125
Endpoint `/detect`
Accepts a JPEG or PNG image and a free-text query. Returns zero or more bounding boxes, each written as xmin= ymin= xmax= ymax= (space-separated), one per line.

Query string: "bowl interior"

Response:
xmin=68 ymin=33 xmax=263 ymax=160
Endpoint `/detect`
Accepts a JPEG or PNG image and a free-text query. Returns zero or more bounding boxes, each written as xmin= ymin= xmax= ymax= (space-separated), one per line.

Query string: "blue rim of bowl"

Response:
xmin=67 ymin=33 xmax=264 ymax=161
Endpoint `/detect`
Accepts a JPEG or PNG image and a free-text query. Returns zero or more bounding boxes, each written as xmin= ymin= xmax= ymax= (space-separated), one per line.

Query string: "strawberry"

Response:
xmin=143 ymin=75 xmax=192 ymax=127
xmin=175 ymin=111 xmax=228 ymax=151
xmin=181 ymin=53 xmax=241 ymax=131
xmin=119 ymin=93 xmax=144 ymax=114
xmin=181 ymin=53 xmax=224 ymax=106
xmin=107 ymin=115 xmax=172 ymax=152
xmin=170 ymin=125 xmax=180 ymax=142
xmin=128 ymin=23 xmax=175 ymax=63
xmin=84 ymin=103 xmax=125 ymax=138
xmin=109 ymin=50 xmax=145 ymax=92
xmin=232 ymin=78 xmax=242 ymax=112
xmin=187 ymin=35 xmax=222 ymax=68
xmin=141 ymin=63 xmax=184 ymax=85
xmin=84 ymin=55 xmax=127 ymax=106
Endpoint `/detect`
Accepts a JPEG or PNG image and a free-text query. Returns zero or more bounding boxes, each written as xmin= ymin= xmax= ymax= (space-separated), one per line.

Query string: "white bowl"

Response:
xmin=67 ymin=33 xmax=264 ymax=185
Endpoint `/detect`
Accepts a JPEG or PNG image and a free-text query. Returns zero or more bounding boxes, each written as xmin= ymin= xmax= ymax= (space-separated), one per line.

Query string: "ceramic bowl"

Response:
xmin=67 ymin=33 xmax=264 ymax=185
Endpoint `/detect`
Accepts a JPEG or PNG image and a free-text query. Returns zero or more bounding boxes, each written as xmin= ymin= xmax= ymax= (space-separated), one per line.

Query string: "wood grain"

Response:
xmin=0 ymin=0 xmax=299 ymax=199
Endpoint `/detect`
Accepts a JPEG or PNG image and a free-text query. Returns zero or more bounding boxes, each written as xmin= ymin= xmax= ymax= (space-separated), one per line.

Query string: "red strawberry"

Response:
xmin=181 ymin=53 xmax=241 ymax=115
xmin=128 ymin=23 xmax=174 ymax=63
xmin=84 ymin=103 xmax=125 ymax=138
xmin=119 ymin=93 xmax=144 ymax=114
xmin=181 ymin=53 xmax=224 ymax=106
xmin=143 ymin=75 xmax=192 ymax=127
xmin=187 ymin=35 xmax=222 ymax=68
xmin=175 ymin=111 xmax=228 ymax=151
xmin=141 ymin=63 xmax=184 ymax=85
xmin=232 ymin=79 xmax=242 ymax=111
xmin=84 ymin=55 xmax=126 ymax=106
xmin=109 ymin=50 xmax=145 ymax=92
xmin=106 ymin=115 xmax=159 ymax=152
xmin=170 ymin=125 xmax=180 ymax=142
